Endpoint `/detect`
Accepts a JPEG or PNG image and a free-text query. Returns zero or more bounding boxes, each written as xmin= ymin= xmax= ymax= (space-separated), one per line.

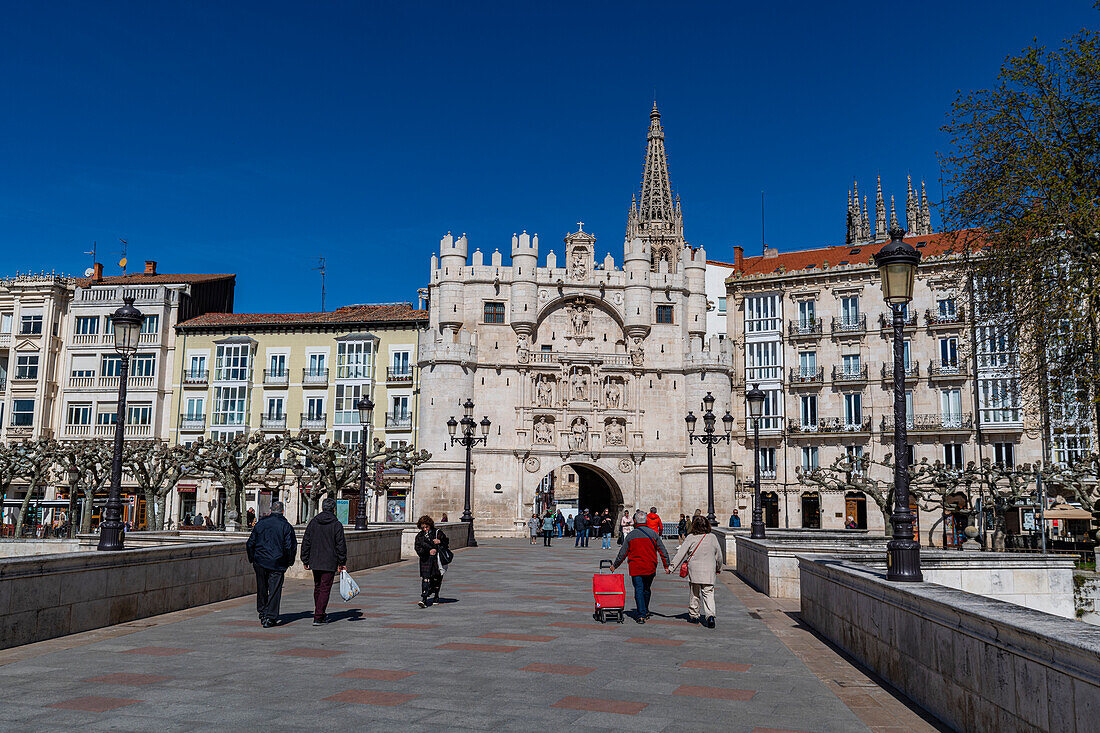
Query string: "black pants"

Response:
xmin=254 ymin=564 xmax=286 ymax=622
xmin=543 ymin=529 xmax=553 ymax=546
xmin=421 ymin=572 xmax=443 ymax=601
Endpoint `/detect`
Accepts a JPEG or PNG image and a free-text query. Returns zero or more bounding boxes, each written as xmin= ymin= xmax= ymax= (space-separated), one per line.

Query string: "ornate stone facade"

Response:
xmin=416 ymin=106 xmax=735 ymax=535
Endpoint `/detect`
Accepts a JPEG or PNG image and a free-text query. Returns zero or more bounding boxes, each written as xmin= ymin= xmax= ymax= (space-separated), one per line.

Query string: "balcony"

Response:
xmin=64 ymin=424 xmax=92 ymax=437
xmin=138 ymin=331 xmax=159 ymax=345
xmin=71 ymin=333 xmax=102 ymax=346
xmin=387 ymin=367 xmax=414 ymax=384
xmin=928 ymin=359 xmax=968 ymax=380
xmin=386 ymin=412 xmax=413 ymax=430
xmin=760 ymin=470 xmax=777 ymax=481
xmin=926 ymin=307 xmax=965 ymax=328
xmin=980 ymin=409 xmax=1024 ymax=430
xmin=788 ymin=367 xmax=824 ymax=386
xmin=302 ymin=368 xmax=329 ymax=387
xmin=880 ymin=362 xmax=920 ymax=382
xmin=12 ymin=372 xmax=38 ymax=384
xmin=788 ymin=417 xmax=872 ymax=435
xmin=183 ymin=370 xmax=209 ymax=387
xmin=129 ymin=375 xmax=155 ymax=389
xmin=300 ymin=413 xmax=327 ymax=431
xmin=179 ymin=416 xmax=206 ymax=431
xmin=261 ymin=414 xmax=287 ymax=431
xmin=881 ymin=413 xmax=974 ymax=433
xmin=264 ymin=369 xmax=290 ymax=387
xmin=878 ymin=311 xmax=918 ymax=330
xmin=524 ymin=352 xmax=632 ymax=367
xmin=0 ymin=333 xmax=10 ymax=346
xmin=832 ymin=365 xmax=868 ymax=384
xmin=831 ymin=315 xmax=867 ymax=336
xmin=787 ymin=319 xmax=823 ymax=338
xmin=68 ymin=376 xmax=95 ymax=388
xmin=94 ymin=423 xmax=151 ymax=439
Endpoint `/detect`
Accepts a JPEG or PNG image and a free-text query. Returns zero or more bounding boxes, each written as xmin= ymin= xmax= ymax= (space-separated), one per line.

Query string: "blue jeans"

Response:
xmin=631 ymin=573 xmax=654 ymax=617
xmin=574 ymin=528 xmax=588 ymax=547
xmin=602 ymin=532 xmax=611 ymax=549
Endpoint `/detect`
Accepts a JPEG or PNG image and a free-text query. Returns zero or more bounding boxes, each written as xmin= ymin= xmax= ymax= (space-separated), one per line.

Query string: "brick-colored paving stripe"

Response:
xmin=122 ymin=647 xmax=192 ymax=656
xmin=224 ymin=631 xmax=293 ymax=640
xmin=85 ymin=673 xmax=172 ymax=686
xmin=220 ymin=619 xmax=268 ymax=627
xmin=533 ymin=582 xmax=571 ymax=586
xmin=521 ymin=663 xmax=595 ymax=676
xmin=434 ymin=642 xmax=522 ymax=653
xmin=277 ymin=648 xmax=347 ymax=658
xmin=479 ymin=633 xmax=557 ymax=642
xmin=323 ymin=689 xmax=419 ymax=706
xmin=674 ymin=684 xmax=755 ymax=701
xmin=549 ymin=622 xmax=609 ymax=630
xmin=486 ymin=610 xmax=550 ymax=617
xmin=517 ymin=595 xmax=555 ymax=600
xmin=48 ymin=696 xmax=141 ymax=712
xmin=681 ymin=660 xmax=752 ymax=672
xmin=356 ymin=612 xmax=392 ymax=618
xmin=551 ymin=696 xmax=646 ymax=715
xmin=752 ymin=728 xmax=816 ymax=733
xmin=626 ymin=637 xmax=684 ymax=646
xmin=383 ymin=623 xmax=439 ymax=629
xmin=335 ymin=669 xmax=417 ymax=681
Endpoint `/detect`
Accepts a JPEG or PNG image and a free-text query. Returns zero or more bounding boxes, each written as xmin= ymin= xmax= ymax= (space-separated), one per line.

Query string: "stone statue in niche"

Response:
xmin=569 ymin=300 xmax=591 ymax=339
xmin=605 ymin=419 xmax=625 ymax=446
xmin=630 ymin=338 xmax=644 ymax=367
xmin=533 ymin=417 xmax=555 ymax=445
xmin=571 ymin=369 xmax=589 ymax=401
xmin=605 ymin=379 xmax=623 ymax=409
xmin=570 ymin=250 xmax=588 ymax=280
xmin=570 ymin=418 xmax=589 ymax=451
xmin=535 ymin=375 xmax=554 ymax=407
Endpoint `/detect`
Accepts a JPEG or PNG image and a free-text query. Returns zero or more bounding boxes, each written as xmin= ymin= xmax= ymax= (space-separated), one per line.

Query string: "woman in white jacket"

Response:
xmin=667 ymin=515 xmax=724 ymax=628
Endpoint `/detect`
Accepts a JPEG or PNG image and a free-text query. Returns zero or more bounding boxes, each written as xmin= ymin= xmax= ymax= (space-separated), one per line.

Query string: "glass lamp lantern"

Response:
xmin=446 ymin=416 xmax=458 ymax=437
xmin=873 ymin=226 xmax=921 ymax=305
xmin=685 ymin=411 xmax=697 ymax=434
xmin=722 ymin=411 xmax=735 ymax=434
xmin=746 ymin=383 xmax=766 ymax=420
xmin=479 ymin=416 xmax=491 ymax=436
xmin=111 ymin=297 xmax=143 ymax=356
xmin=357 ymin=397 xmax=374 ymax=426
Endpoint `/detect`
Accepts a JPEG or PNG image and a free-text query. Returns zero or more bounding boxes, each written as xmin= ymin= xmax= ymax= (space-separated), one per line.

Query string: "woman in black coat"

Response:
xmin=413 ymin=514 xmax=449 ymax=607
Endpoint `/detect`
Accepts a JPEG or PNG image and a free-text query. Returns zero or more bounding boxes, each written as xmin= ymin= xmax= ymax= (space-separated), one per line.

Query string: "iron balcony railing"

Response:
xmin=264 ymin=369 xmax=289 ymax=386
xmin=787 ymin=318 xmax=823 ymax=337
xmin=881 ymin=413 xmax=974 ymax=432
xmin=179 ymin=416 xmax=206 ymax=431
xmin=387 ymin=367 xmax=414 ymax=383
xmin=788 ymin=417 xmax=871 ymax=434
xmin=261 ymin=414 xmax=287 ymax=430
xmin=926 ymin=307 xmax=966 ymax=327
xmin=183 ymin=370 xmax=209 ymax=386
xmin=788 ymin=366 xmax=824 ymax=385
xmin=878 ymin=311 xmax=918 ymax=329
xmin=302 ymin=368 xmax=329 ymax=386
xmin=831 ymin=314 xmax=867 ymax=335
xmin=832 ymin=365 xmax=868 ymax=383
xmin=300 ymin=413 xmax=327 ymax=430
xmin=880 ymin=362 xmax=920 ymax=381
xmin=386 ymin=412 xmax=413 ymax=429
xmin=929 ymin=359 xmax=968 ymax=379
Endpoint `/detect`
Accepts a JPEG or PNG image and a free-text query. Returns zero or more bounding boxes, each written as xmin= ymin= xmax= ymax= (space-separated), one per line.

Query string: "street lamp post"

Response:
xmin=447 ymin=398 xmax=490 ymax=547
xmin=874 ymin=225 xmax=923 ymax=582
xmin=745 ymin=383 xmax=767 ymax=539
xmin=685 ymin=392 xmax=734 ymax=526
xmin=97 ymin=297 xmax=143 ymax=551
xmin=355 ymin=397 xmax=375 ymax=530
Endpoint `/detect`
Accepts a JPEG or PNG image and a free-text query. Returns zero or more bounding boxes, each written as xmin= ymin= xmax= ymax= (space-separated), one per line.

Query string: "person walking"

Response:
xmin=729 ymin=510 xmax=741 ymax=528
xmin=414 ymin=515 xmax=449 ymax=607
xmin=245 ymin=501 xmax=297 ymax=628
xmin=301 ymin=497 xmax=347 ymax=626
xmin=677 ymin=514 xmax=687 ymax=542
xmin=528 ymin=513 xmax=540 ymax=544
xmin=668 ymin=515 xmax=724 ymax=628
xmin=574 ymin=510 xmax=588 ymax=548
xmin=619 ymin=509 xmax=633 ymax=545
xmin=645 ymin=507 xmax=663 ymax=537
xmin=612 ymin=509 xmax=670 ymax=623
xmin=555 ymin=509 xmax=564 ymax=537
xmin=600 ymin=509 xmax=614 ymax=549
xmin=541 ymin=511 xmax=554 ymax=546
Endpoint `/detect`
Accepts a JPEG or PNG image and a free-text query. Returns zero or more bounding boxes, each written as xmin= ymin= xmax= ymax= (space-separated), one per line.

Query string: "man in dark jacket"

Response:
xmin=245 ymin=501 xmax=297 ymax=627
xmin=573 ymin=510 xmax=588 ymax=548
xmin=613 ymin=509 xmax=670 ymax=623
xmin=301 ymin=497 xmax=347 ymax=626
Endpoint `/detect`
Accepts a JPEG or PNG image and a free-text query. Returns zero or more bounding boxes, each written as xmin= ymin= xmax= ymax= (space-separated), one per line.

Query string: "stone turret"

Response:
xmin=509 ymin=231 xmax=538 ymax=336
xmin=622 ymin=236 xmax=652 ymax=341
xmin=682 ymin=245 xmax=708 ymax=350
xmin=437 ymin=232 xmax=468 ymax=333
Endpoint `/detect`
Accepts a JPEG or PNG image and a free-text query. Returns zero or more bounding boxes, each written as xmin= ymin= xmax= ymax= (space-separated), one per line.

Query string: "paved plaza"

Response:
xmin=0 ymin=540 xmax=942 ymax=732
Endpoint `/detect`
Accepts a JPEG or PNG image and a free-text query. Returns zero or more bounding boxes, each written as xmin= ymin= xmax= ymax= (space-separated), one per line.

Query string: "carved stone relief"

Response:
xmin=533 ymin=416 xmax=555 ymax=445
xmin=604 ymin=377 xmax=625 ymax=409
xmin=605 ymin=418 xmax=626 ymax=446
xmin=569 ymin=418 xmax=589 ymax=451
xmin=535 ymin=374 xmax=556 ymax=407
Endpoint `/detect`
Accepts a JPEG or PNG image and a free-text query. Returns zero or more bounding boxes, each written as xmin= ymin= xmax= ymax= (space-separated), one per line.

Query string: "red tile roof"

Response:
xmin=76 ymin=272 xmax=235 ymax=287
xmin=178 ymin=302 xmax=427 ymax=330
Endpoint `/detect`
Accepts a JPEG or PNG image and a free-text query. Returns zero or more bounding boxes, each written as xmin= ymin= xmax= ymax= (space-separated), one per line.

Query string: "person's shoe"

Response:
xmin=432 ymin=595 xmax=441 ymax=605
xmin=706 ymin=616 xmax=716 ymax=629
xmin=417 ymin=600 xmax=427 ymax=608
xmin=261 ymin=619 xmax=273 ymax=628
xmin=635 ymin=615 xmax=646 ymax=624
xmin=645 ymin=612 xmax=653 ymax=619
xmin=312 ymin=619 xmax=323 ymax=627
xmin=688 ymin=615 xmax=700 ymax=624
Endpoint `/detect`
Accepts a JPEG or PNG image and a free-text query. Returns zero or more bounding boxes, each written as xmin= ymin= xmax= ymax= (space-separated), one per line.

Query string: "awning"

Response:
xmin=1044 ymin=505 xmax=1094 ymax=520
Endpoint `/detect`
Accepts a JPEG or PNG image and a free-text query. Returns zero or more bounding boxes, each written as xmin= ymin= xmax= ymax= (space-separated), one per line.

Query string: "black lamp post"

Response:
xmin=745 ymin=383 xmax=767 ymax=539
xmin=97 ymin=296 xmax=143 ymax=551
xmin=874 ymin=225 xmax=923 ymax=582
xmin=685 ymin=392 xmax=734 ymax=526
xmin=355 ymin=397 xmax=375 ymax=530
xmin=448 ymin=398 xmax=489 ymax=547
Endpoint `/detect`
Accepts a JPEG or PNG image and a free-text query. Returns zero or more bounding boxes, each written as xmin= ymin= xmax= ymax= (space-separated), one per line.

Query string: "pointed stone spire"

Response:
xmin=889 ymin=194 xmax=898 ymax=229
xmin=875 ymin=175 xmax=886 ymax=240
xmin=861 ymin=196 xmax=870 ymax=241
xmin=906 ymin=174 xmax=917 ymax=234
xmin=626 ymin=103 xmax=685 ymax=270
xmin=846 ymin=189 xmax=854 ymax=244
xmin=920 ymin=180 xmax=931 ymax=234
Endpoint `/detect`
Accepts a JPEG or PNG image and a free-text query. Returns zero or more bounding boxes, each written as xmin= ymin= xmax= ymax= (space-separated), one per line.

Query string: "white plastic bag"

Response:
xmin=339 ymin=570 xmax=360 ymax=601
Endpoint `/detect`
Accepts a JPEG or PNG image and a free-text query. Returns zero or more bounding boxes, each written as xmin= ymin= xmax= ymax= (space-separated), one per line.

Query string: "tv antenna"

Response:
xmin=118 ymin=238 xmax=128 ymax=274
xmin=84 ymin=241 xmax=97 ymax=269
xmin=313 ymin=256 xmax=326 ymax=312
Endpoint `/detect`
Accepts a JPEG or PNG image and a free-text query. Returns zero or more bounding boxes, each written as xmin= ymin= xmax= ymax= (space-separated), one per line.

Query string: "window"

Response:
xmin=334 ymin=383 xmax=362 ymax=424
xmin=391 ymin=395 xmax=410 ymax=418
xmin=843 ymin=393 xmax=862 ymax=427
xmin=840 ymin=295 xmax=860 ymax=327
xmin=308 ymin=353 xmax=326 ymax=375
xmin=976 ymin=325 xmax=1016 ymax=368
xmin=1053 ymin=431 xmax=1090 ymax=466
xmin=745 ymin=295 xmax=780 ymax=333
xmin=389 ymin=439 xmax=409 ymax=450
xmin=185 ymin=397 xmax=205 ymax=419
xmin=655 ymin=305 xmax=674 ymax=324
xmin=940 ymin=389 xmax=962 ymax=427
xmin=269 ymin=353 xmax=287 ymax=376
xmin=127 ymin=403 xmax=152 ymax=426
xmin=132 ymin=353 xmax=156 ymax=377
xmin=979 ymin=378 xmax=1021 ymax=424
xmin=937 ymin=298 xmax=957 ymax=319
xmin=801 ymin=447 xmax=819 ymax=472
xmin=750 ymin=388 xmax=782 ymax=430
xmin=800 ymin=395 xmax=817 ymax=427
xmin=939 ymin=337 xmax=958 ymax=367
xmin=541 ymin=345 xmax=552 ymax=352
xmin=746 ymin=342 xmax=780 ymax=381
xmin=305 ymin=397 xmax=325 ymax=420
xmin=15 ymin=353 xmax=39 ymax=380
xmin=905 ymin=390 xmax=914 ymax=423
xmin=944 ymin=443 xmax=963 ymax=469
xmin=12 ymin=399 xmax=34 ymax=426
xmin=0 ymin=313 xmax=11 ymax=333
xmin=212 ymin=385 xmax=247 ymax=426
xmin=903 ymin=340 xmax=912 ymax=369
xmin=797 ymin=300 xmax=816 ymax=328
xmin=333 ymin=428 xmax=362 ymax=446
xmin=841 ymin=354 xmax=861 ymax=378
xmin=67 ymin=403 xmax=92 ymax=426
xmin=717 ymin=297 xmax=727 ymax=314
xmin=336 ymin=341 xmax=372 ymax=379
xmin=75 ymin=316 xmax=99 ymax=335
xmin=993 ymin=442 xmax=1015 ymax=469
xmin=266 ymin=396 xmax=285 ymax=419
xmin=97 ymin=407 xmax=117 ymax=425
xmin=483 ymin=302 xmax=506 ymax=324
xmin=907 ymin=444 xmax=917 ymax=466
xmin=102 ymin=354 xmax=122 ymax=377
xmin=141 ymin=314 xmax=159 ymax=334
xmin=188 ymin=354 xmax=207 ymax=377
xmin=757 ymin=447 xmax=776 ymax=478
xmin=391 ymin=351 xmax=410 ymax=375
xmin=19 ymin=313 xmax=43 ymax=335
xmin=798 ymin=351 xmax=817 ymax=377
xmin=846 ymin=445 xmax=865 ymax=472
xmin=215 ymin=344 xmax=251 ymax=381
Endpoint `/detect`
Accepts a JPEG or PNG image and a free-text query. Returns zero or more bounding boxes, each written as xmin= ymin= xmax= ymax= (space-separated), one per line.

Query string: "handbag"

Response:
xmin=338 ymin=570 xmax=360 ymax=601
xmin=679 ymin=536 xmax=705 ymax=578
xmin=433 ymin=529 xmax=454 ymax=565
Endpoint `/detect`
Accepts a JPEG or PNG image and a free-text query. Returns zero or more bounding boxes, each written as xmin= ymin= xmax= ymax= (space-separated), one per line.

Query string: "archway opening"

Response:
xmin=844 ymin=492 xmax=867 ymax=529
xmin=533 ymin=463 xmax=624 ymax=529
xmin=800 ymin=491 xmax=821 ymax=529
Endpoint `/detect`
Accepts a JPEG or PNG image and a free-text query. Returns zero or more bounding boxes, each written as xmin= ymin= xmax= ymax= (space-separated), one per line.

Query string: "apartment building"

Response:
xmin=170 ymin=302 xmax=427 ymax=525
xmin=726 ymin=233 xmax=1046 ymax=544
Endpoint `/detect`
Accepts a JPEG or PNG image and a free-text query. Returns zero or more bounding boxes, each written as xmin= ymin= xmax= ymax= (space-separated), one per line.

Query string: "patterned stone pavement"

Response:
xmin=0 ymin=539 xmax=942 ymax=732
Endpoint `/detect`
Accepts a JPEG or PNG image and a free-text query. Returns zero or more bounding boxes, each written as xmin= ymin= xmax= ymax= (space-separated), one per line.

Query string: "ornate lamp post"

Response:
xmin=97 ymin=297 xmax=143 ymax=551
xmin=874 ymin=225 xmax=923 ymax=581
xmin=447 ymin=398 xmax=490 ymax=547
xmin=355 ymin=397 xmax=375 ymax=530
xmin=745 ymin=383 xmax=767 ymax=539
xmin=685 ymin=392 xmax=734 ymax=526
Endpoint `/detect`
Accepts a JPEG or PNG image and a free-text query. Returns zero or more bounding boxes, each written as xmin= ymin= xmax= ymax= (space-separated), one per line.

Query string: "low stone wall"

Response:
xmin=714 ymin=527 xmax=870 ymax=568
xmin=799 ymin=557 xmax=1100 ymax=732
xmin=399 ymin=521 xmax=473 ymax=560
xmin=734 ymin=535 xmax=888 ymax=600
xmin=0 ymin=539 xmax=82 ymax=558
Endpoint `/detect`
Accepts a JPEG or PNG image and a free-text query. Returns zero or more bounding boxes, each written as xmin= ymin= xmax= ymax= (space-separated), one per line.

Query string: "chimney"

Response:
xmin=144 ymin=260 xmax=157 ymax=275
xmin=92 ymin=262 xmax=103 ymax=282
xmin=733 ymin=245 xmax=744 ymax=271
xmin=762 ymin=245 xmax=779 ymax=259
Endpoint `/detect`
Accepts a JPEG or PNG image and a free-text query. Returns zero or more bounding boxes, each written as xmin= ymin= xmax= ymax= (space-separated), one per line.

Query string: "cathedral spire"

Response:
xmin=906 ymin=174 xmax=917 ymax=234
xmin=875 ymin=174 xmax=886 ymax=240
xmin=627 ymin=104 xmax=685 ymax=270
xmin=920 ymin=180 xmax=931 ymax=234
xmin=889 ymin=194 xmax=898 ymax=230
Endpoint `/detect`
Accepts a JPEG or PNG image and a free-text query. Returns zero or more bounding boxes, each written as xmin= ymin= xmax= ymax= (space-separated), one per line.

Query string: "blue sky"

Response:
xmin=1 ymin=1 xmax=1095 ymax=313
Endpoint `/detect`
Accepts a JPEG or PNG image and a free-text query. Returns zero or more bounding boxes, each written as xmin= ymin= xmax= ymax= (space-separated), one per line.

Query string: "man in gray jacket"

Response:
xmin=301 ymin=497 xmax=347 ymax=626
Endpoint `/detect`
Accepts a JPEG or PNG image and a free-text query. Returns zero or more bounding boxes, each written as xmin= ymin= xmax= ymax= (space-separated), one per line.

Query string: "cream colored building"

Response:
xmin=170 ymin=303 xmax=427 ymax=526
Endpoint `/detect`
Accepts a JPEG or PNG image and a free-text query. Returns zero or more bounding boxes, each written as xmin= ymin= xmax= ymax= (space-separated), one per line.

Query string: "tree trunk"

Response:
xmin=80 ymin=486 xmax=95 ymax=533
xmin=156 ymin=494 xmax=169 ymax=530
xmin=143 ymin=489 xmax=157 ymax=530
xmin=878 ymin=506 xmax=893 ymax=538
xmin=13 ymin=483 xmax=35 ymax=537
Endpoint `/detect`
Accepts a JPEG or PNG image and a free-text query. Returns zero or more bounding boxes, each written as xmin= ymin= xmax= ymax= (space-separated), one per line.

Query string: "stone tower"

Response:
xmin=626 ymin=103 xmax=685 ymax=273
